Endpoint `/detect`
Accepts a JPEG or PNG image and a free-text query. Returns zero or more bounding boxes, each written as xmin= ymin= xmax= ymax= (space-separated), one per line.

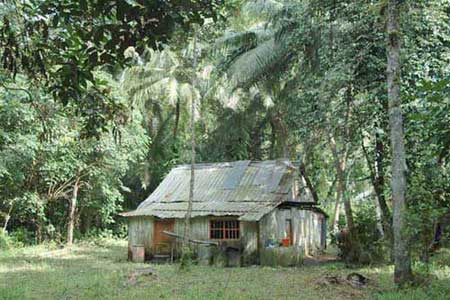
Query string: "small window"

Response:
xmin=210 ymin=220 xmax=240 ymax=240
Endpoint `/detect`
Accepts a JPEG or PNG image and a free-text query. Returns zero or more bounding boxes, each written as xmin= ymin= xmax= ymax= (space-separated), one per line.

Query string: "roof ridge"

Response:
xmin=174 ymin=159 xmax=293 ymax=170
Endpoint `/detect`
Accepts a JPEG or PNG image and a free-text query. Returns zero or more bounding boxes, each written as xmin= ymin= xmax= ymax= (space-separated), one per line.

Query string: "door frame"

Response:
xmin=153 ymin=218 xmax=175 ymax=254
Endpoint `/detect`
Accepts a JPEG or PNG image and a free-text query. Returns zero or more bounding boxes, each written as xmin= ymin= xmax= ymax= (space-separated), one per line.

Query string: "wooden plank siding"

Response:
xmin=127 ymin=210 xmax=324 ymax=263
xmin=259 ymin=208 xmax=324 ymax=255
xmin=128 ymin=216 xmax=259 ymax=262
xmin=128 ymin=216 xmax=154 ymax=260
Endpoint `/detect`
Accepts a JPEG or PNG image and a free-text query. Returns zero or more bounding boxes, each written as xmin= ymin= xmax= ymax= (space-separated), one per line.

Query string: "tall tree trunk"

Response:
xmin=269 ymin=120 xmax=276 ymax=159
xmin=67 ymin=178 xmax=80 ymax=246
xmin=299 ymin=163 xmax=319 ymax=203
xmin=272 ymin=113 xmax=289 ymax=158
xmin=387 ymin=0 xmax=413 ymax=284
xmin=374 ymin=136 xmax=392 ymax=237
xmin=329 ymin=138 xmax=343 ymax=233
xmin=183 ymin=29 xmax=198 ymax=248
xmin=330 ymin=136 xmax=353 ymax=228
xmin=330 ymin=181 xmax=342 ymax=233
xmin=2 ymin=204 xmax=13 ymax=234
xmin=374 ymin=198 xmax=385 ymax=237
xmin=330 ymin=135 xmax=360 ymax=262
xmin=173 ymin=99 xmax=180 ymax=139
xmin=361 ymin=135 xmax=393 ymax=241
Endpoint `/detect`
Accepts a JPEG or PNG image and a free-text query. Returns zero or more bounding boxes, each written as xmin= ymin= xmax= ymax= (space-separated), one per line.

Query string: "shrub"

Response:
xmin=180 ymin=246 xmax=196 ymax=270
xmin=9 ymin=227 xmax=34 ymax=246
xmin=334 ymin=202 xmax=388 ymax=264
xmin=0 ymin=231 xmax=10 ymax=250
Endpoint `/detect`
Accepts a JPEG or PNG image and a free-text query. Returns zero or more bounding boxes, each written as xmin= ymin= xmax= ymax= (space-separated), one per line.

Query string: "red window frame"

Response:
xmin=209 ymin=220 xmax=240 ymax=240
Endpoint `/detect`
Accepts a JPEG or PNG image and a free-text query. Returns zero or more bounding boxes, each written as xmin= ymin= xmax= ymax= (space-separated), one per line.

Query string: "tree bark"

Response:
xmin=374 ymin=197 xmax=385 ymax=237
xmin=173 ymin=99 xmax=180 ymax=139
xmin=67 ymin=178 xmax=79 ymax=246
xmin=387 ymin=0 xmax=413 ymax=284
xmin=330 ymin=179 xmax=342 ymax=233
xmin=1 ymin=203 xmax=13 ymax=233
xmin=299 ymin=163 xmax=319 ymax=203
xmin=269 ymin=120 xmax=276 ymax=159
xmin=330 ymin=136 xmax=354 ymax=229
xmin=361 ymin=135 xmax=393 ymax=241
xmin=374 ymin=137 xmax=392 ymax=235
xmin=330 ymin=135 xmax=360 ymax=262
xmin=183 ymin=29 xmax=198 ymax=248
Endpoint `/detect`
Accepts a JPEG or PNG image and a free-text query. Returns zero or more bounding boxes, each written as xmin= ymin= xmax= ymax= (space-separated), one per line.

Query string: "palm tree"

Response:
xmin=215 ymin=0 xmax=295 ymax=90
xmin=121 ymin=47 xmax=198 ymax=140
xmin=121 ymin=47 xmax=200 ymax=190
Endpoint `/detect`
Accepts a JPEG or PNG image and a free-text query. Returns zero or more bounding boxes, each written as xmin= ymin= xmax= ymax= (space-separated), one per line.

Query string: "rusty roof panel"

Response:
xmin=126 ymin=160 xmax=298 ymax=220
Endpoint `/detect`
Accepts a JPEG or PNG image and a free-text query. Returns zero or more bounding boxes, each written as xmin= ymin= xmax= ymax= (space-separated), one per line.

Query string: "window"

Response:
xmin=210 ymin=220 xmax=240 ymax=240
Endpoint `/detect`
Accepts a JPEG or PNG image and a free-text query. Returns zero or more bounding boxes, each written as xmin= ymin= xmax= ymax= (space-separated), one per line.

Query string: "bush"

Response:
xmin=180 ymin=246 xmax=196 ymax=270
xmin=0 ymin=231 xmax=11 ymax=250
xmin=9 ymin=227 xmax=35 ymax=246
xmin=333 ymin=202 xmax=388 ymax=264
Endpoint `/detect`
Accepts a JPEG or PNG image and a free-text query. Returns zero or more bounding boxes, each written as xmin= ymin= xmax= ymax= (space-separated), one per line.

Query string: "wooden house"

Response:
xmin=121 ymin=160 xmax=327 ymax=265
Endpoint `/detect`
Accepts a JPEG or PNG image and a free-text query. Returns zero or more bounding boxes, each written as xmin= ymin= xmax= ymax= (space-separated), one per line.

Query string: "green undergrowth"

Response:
xmin=1 ymin=239 xmax=449 ymax=300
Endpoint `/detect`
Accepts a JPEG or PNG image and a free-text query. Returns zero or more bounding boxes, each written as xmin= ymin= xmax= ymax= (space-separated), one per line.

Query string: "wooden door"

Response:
xmin=153 ymin=219 xmax=175 ymax=254
xmin=286 ymin=219 xmax=293 ymax=246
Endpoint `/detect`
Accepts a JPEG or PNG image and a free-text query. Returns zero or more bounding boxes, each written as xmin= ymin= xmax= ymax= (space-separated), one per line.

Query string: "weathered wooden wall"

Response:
xmin=128 ymin=216 xmax=154 ymax=260
xmin=173 ymin=217 xmax=209 ymax=240
xmin=173 ymin=217 xmax=258 ymax=263
xmin=127 ymin=211 xmax=324 ymax=263
xmin=241 ymin=221 xmax=259 ymax=264
xmin=127 ymin=216 xmax=258 ymax=262
xmin=259 ymin=208 xmax=325 ymax=255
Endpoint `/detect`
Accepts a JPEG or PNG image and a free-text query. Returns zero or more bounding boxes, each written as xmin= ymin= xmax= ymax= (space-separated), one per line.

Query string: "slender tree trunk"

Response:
xmin=183 ymin=29 xmax=198 ymax=248
xmin=331 ymin=182 xmax=342 ymax=233
xmin=249 ymin=118 xmax=266 ymax=160
xmin=299 ymin=163 xmax=319 ymax=203
xmin=67 ymin=179 xmax=80 ymax=246
xmin=374 ymin=136 xmax=392 ymax=237
xmin=269 ymin=120 xmax=276 ymax=159
xmin=374 ymin=198 xmax=385 ymax=237
xmin=329 ymin=136 xmax=354 ymax=229
xmin=329 ymin=140 xmax=343 ymax=233
xmin=173 ymin=99 xmax=180 ymax=139
xmin=330 ymin=135 xmax=360 ymax=262
xmin=272 ymin=113 xmax=289 ymax=158
xmin=2 ymin=203 xmax=13 ymax=233
xmin=387 ymin=0 xmax=413 ymax=284
xmin=2 ymin=215 xmax=10 ymax=234
xmin=361 ymin=135 xmax=393 ymax=241
xmin=36 ymin=221 xmax=42 ymax=244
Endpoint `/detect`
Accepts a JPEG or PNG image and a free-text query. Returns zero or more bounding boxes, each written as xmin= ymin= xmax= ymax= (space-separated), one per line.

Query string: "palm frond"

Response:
xmin=243 ymin=0 xmax=285 ymax=19
xmin=215 ymin=31 xmax=258 ymax=50
xmin=227 ymin=38 xmax=290 ymax=89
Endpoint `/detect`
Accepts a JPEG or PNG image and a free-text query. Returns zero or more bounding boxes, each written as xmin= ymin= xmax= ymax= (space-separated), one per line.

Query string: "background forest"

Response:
xmin=0 ymin=0 xmax=449 ymax=287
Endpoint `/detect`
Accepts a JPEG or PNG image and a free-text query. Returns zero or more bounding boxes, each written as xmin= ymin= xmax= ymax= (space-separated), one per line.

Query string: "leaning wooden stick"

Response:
xmin=162 ymin=230 xmax=219 ymax=246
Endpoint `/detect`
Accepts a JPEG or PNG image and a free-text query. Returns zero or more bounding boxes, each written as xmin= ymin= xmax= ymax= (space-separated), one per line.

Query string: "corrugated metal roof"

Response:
xmin=121 ymin=160 xmax=297 ymax=220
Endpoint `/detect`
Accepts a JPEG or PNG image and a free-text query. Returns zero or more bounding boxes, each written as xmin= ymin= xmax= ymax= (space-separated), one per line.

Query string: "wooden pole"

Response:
xmin=183 ymin=27 xmax=198 ymax=249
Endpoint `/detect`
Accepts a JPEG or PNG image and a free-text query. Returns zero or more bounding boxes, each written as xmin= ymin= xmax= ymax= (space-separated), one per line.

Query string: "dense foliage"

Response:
xmin=0 ymin=0 xmax=449 ymax=286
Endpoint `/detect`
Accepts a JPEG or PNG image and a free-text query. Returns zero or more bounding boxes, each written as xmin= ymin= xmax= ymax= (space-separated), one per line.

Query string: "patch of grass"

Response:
xmin=1 ymin=240 xmax=449 ymax=300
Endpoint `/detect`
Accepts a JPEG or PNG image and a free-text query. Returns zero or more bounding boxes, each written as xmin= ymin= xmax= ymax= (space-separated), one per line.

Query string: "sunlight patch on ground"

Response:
xmin=0 ymin=259 xmax=51 ymax=274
